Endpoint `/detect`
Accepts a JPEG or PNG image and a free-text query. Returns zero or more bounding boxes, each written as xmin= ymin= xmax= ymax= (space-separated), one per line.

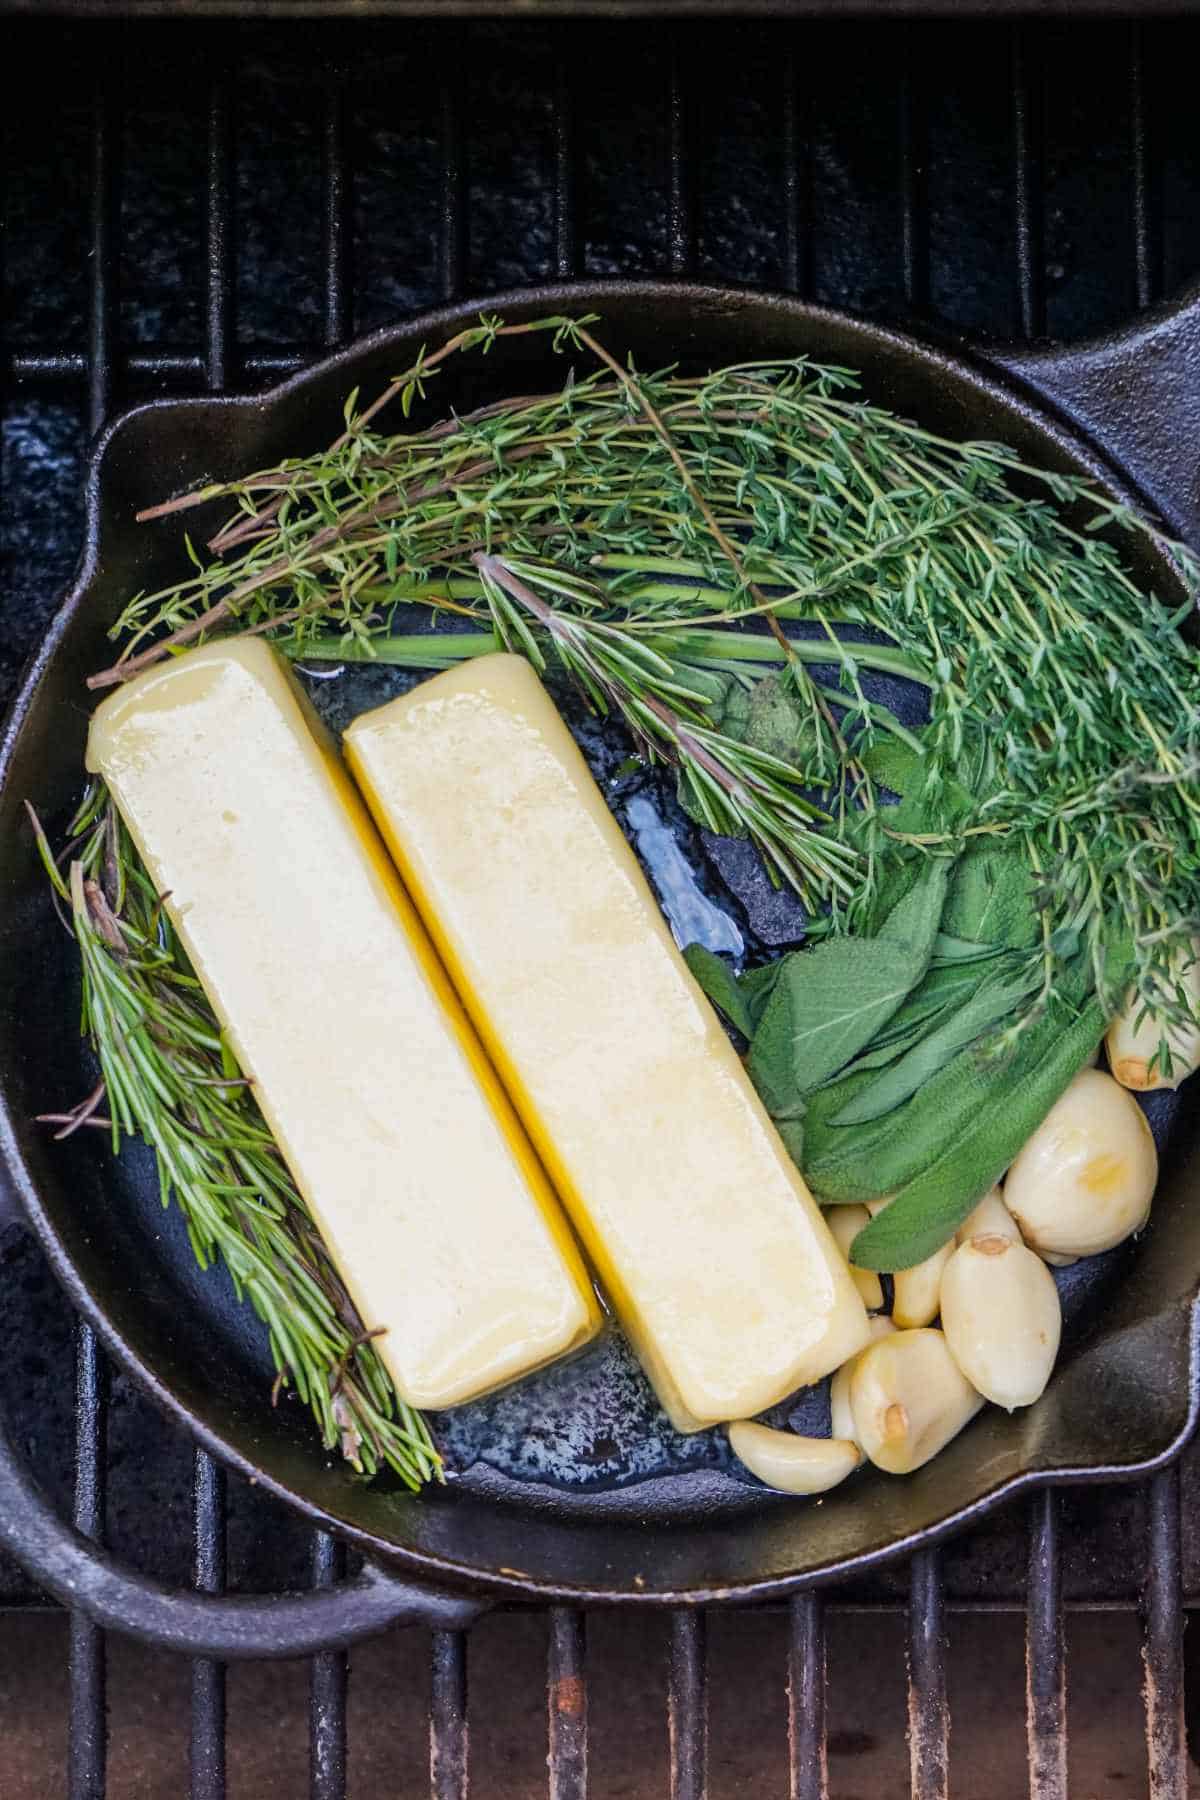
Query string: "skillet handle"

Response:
xmin=0 ymin=1403 xmax=487 ymax=1658
xmin=991 ymin=280 xmax=1200 ymax=548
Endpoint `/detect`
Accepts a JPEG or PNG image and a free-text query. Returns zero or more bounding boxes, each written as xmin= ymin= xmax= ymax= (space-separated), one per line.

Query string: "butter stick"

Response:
xmin=87 ymin=641 xmax=600 ymax=1411
xmin=345 ymin=655 xmax=869 ymax=1432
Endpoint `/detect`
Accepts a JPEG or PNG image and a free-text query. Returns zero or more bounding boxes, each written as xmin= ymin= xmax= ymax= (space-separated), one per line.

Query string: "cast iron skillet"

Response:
xmin=1 ymin=281 xmax=1199 ymax=1658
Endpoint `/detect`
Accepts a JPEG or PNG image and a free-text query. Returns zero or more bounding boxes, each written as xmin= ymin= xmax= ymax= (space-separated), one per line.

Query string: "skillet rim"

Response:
xmin=2 ymin=276 xmax=1198 ymax=1608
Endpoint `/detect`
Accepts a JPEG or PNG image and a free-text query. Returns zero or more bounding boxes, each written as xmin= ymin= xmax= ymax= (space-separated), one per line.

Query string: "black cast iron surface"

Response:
xmin=3 ymin=15 xmax=1200 ymax=1795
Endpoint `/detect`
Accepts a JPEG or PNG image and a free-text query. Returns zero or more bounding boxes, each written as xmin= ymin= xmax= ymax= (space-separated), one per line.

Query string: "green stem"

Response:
xmin=285 ymin=624 xmax=930 ymax=689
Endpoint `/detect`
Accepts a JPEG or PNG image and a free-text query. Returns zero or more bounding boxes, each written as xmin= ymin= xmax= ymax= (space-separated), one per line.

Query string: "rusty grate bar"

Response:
xmin=552 ymin=53 xmax=577 ymax=281
xmin=898 ymin=42 xmax=929 ymax=313
xmin=9 ymin=348 xmax=304 ymax=385
xmin=321 ymin=81 xmax=351 ymax=348
xmin=787 ymin=1591 xmax=827 ymax=1800
xmin=430 ymin=1628 xmax=469 ymax=1800
xmin=309 ymin=1535 xmax=348 ymax=1800
xmin=780 ymin=46 xmax=813 ymax=299
xmin=548 ymin=1606 xmax=587 ymax=1800
xmin=1130 ymin=24 xmax=1163 ymax=312
xmin=189 ymin=1452 xmax=227 ymax=1800
xmin=666 ymin=44 xmax=694 ymax=278
xmin=439 ymin=59 xmax=466 ymax=305
xmin=1011 ymin=24 xmax=1046 ymax=340
xmin=907 ymin=1548 xmax=949 ymax=1800
xmin=87 ymin=85 xmax=117 ymax=432
xmin=1026 ymin=1488 xmax=1066 ymax=1799
xmin=205 ymin=83 xmax=233 ymax=393
xmin=68 ymin=1323 xmax=108 ymax=1800
xmin=668 ymin=1609 xmax=708 ymax=1800
xmin=68 ymin=95 xmax=117 ymax=1793
xmin=1143 ymin=1463 xmax=1186 ymax=1797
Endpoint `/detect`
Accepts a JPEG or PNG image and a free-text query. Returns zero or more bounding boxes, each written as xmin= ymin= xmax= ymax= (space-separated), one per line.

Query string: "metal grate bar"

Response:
xmin=781 ymin=48 xmax=813 ymax=299
xmin=1130 ymin=25 xmax=1162 ymax=311
xmin=205 ymin=83 xmax=233 ymax=393
xmin=907 ymin=1548 xmax=949 ymax=1800
xmin=667 ymin=1610 xmax=707 ymax=1800
xmin=321 ymin=82 xmax=351 ymax=348
xmin=88 ymin=87 xmax=117 ymax=433
xmin=309 ymin=1535 xmax=348 ymax=1800
xmin=787 ymin=1592 xmax=827 ymax=1800
xmin=547 ymin=1606 xmax=587 ymax=1800
xmin=68 ymin=1323 xmax=108 ymax=1800
xmin=1025 ymin=1489 xmax=1066 ymax=1800
xmin=430 ymin=1629 xmax=469 ymax=1800
xmin=190 ymin=1451 xmax=227 ymax=1800
xmin=552 ymin=54 xmax=577 ymax=281
xmin=1011 ymin=26 xmax=1046 ymax=340
xmin=439 ymin=62 xmax=466 ymax=305
xmin=1142 ymin=1464 xmax=1187 ymax=1798
xmin=666 ymin=46 xmax=694 ymax=278
xmin=10 ymin=349 xmax=303 ymax=384
xmin=898 ymin=46 xmax=929 ymax=313
xmin=69 ymin=90 xmax=117 ymax=1791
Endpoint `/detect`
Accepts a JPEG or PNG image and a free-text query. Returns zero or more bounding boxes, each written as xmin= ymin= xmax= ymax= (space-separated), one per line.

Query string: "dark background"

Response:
xmin=5 ymin=2 xmax=1200 ymax=1598
xmin=3 ymin=14 xmax=1200 ymax=1793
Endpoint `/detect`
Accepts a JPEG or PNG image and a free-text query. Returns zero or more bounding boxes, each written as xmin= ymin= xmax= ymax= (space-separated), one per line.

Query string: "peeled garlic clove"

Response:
xmin=1004 ymin=1069 xmax=1156 ymax=1257
xmin=892 ymin=1242 xmax=954 ymax=1329
xmin=1040 ymin=1251 xmax=1078 ymax=1268
xmin=827 ymin=1205 xmax=885 ymax=1310
xmin=849 ymin=1328 xmax=983 ymax=1474
xmin=1105 ymin=946 xmax=1200 ymax=1091
xmin=830 ymin=1314 xmax=897 ymax=1444
xmin=727 ymin=1421 xmax=861 ymax=1495
xmin=940 ymin=1236 xmax=1061 ymax=1409
xmin=956 ymin=1186 xmax=1021 ymax=1251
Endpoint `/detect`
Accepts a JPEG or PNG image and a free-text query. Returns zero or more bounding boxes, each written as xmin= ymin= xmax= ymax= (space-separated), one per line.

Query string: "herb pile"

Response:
xmin=31 ymin=790 xmax=440 ymax=1487
xmin=40 ymin=312 xmax=1200 ymax=1473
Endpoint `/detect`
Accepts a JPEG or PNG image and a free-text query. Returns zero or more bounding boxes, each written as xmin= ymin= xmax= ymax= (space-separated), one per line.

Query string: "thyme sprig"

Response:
xmin=92 ymin=313 xmax=1197 ymax=1030
xmin=30 ymin=789 xmax=441 ymax=1490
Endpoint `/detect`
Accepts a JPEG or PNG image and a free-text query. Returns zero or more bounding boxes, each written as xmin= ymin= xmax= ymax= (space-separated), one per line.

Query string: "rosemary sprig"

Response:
xmin=474 ymin=553 xmax=862 ymax=906
xmin=29 ymin=789 xmax=441 ymax=1490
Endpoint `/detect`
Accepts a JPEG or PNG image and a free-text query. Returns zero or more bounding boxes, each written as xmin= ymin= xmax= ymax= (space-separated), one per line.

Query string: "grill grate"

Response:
xmin=2 ymin=17 xmax=1199 ymax=1796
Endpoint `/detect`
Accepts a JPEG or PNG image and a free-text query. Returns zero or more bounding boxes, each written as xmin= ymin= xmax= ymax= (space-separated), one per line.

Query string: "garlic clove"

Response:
xmin=892 ymin=1242 xmax=954 ymax=1329
xmin=826 ymin=1204 xmax=885 ymax=1310
xmin=849 ymin=1328 xmax=983 ymax=1475
xmin=1004 ymin=1069 xmax=1156 ymax=1257
xmin=940 ymin=1236 xmax=1061 ymax=1409
xmin=830 ymin=1314 xmax=897 ymax=1445
xmin=956 ymin=1186 xmax=1021 ymax=1250
xmin=1105 ymin=942 xmax=1200 ymax=1092
xmin=727 ymin=1421 xmax=861 ymax=1495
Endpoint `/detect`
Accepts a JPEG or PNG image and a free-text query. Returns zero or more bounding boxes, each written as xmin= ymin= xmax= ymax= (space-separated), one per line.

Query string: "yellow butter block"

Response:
xmin=87 ymin=641 xmax=600 ymax=1411
xmin=345 ymin=654 xmax=869 ymax=1432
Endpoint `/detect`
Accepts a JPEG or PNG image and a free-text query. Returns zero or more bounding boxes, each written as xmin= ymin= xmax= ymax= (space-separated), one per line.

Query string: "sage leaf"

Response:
xmin=773 ymin=1110 xmax=806 ymax=1165
xmin=849 ymin=993 xmax=1107 ymax=1271
xmin=941 ymin=843 xmax=1040 ymax=950
xmin=747 ymin=857 xmax=951 ymax=1101
xmin=747 ymin=939 xmax=921 ymax=1107
xmin=739 ymin=957 xmax=787 ymax=1030
xmin=829 ymin=962 xmax=1044 ymax=1125
xmin=930 ymin=932 xmax=1006 ymax=965
xmin=683 ymin=943 xmax=754 ymax=1039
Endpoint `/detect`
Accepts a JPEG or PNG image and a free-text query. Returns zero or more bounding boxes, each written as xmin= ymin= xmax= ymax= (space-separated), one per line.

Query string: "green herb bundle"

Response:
xmin=37 ymin=312 xmax=1200 ymax=1461
xmin=31 ymin=789 xmax=440 ymax=1488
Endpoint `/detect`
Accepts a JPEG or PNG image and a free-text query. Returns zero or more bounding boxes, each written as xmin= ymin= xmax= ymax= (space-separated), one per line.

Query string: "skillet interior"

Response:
xmin=1 ymin=280 xmax=1197 ymax=1605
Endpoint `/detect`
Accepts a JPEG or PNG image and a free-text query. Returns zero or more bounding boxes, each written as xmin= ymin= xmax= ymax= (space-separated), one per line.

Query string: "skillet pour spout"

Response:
xmin=0 ymin=281 xmax=1198 ymax=1647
